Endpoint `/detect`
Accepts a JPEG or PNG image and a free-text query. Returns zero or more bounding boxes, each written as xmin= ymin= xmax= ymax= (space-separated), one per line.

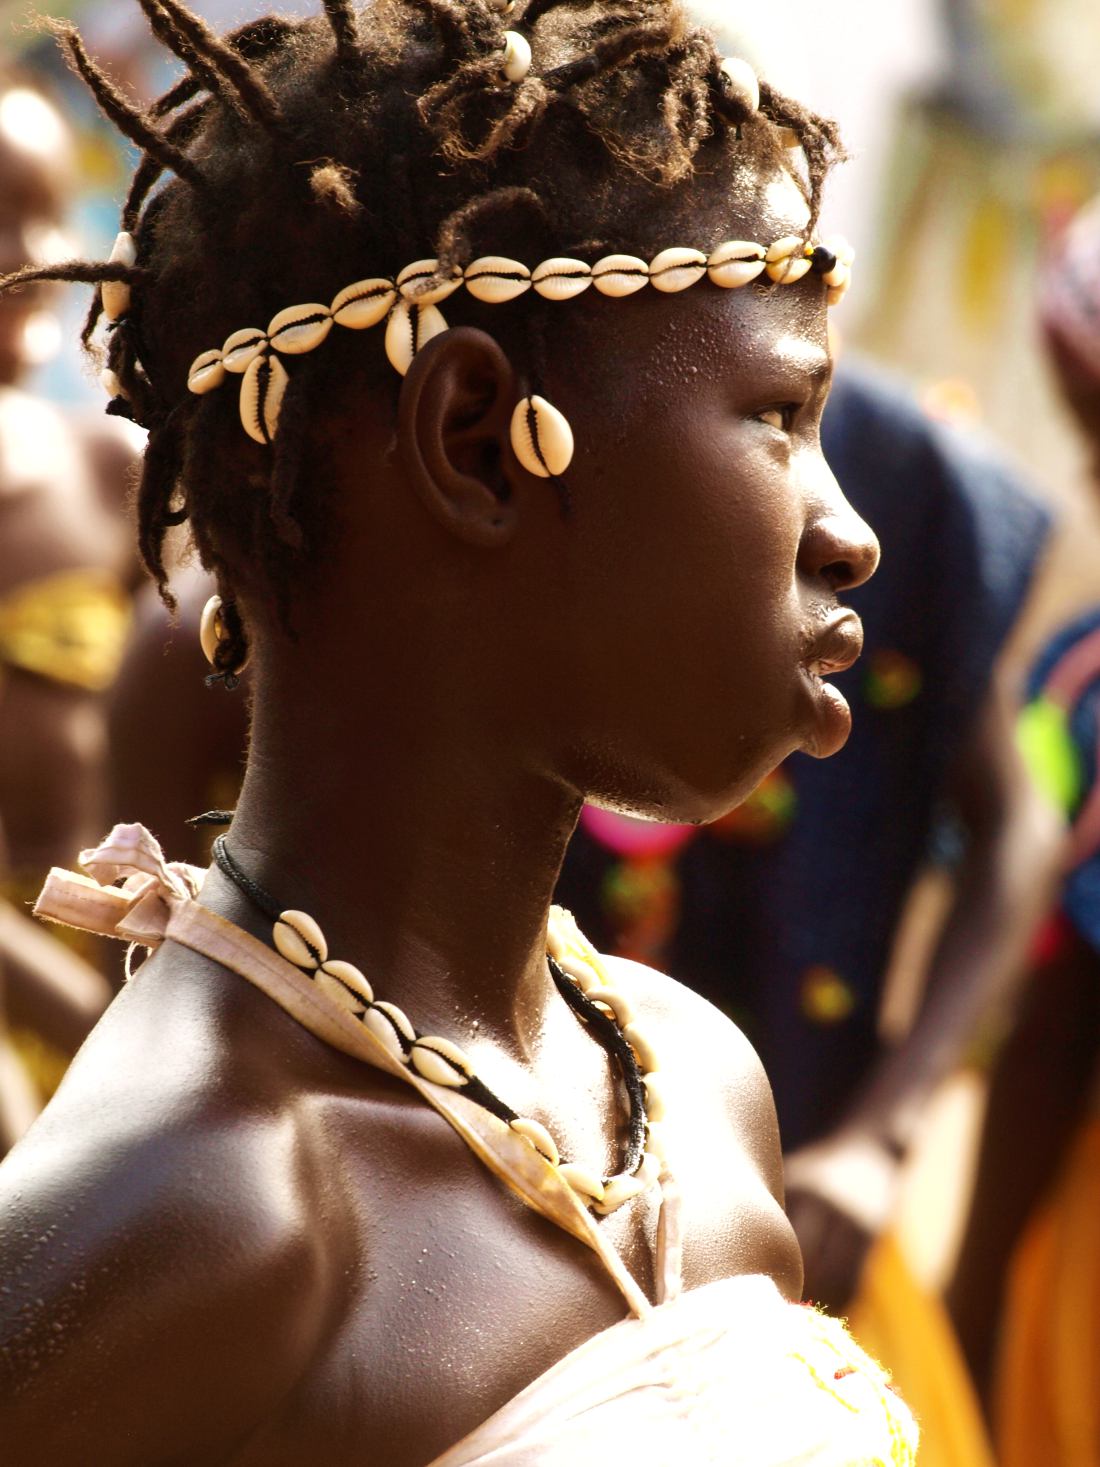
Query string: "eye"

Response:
xmin=755 ymin=404 xmax=798 ymax=432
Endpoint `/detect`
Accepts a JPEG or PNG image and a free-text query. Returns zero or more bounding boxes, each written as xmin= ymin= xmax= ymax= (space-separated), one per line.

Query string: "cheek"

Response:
xmin=563 ymin=416 xmax=807 ymax=808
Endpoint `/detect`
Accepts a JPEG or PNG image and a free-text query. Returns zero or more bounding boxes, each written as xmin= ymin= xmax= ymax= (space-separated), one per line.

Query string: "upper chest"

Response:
xmin=230 ymin=1041 xmax=798 ymax=1467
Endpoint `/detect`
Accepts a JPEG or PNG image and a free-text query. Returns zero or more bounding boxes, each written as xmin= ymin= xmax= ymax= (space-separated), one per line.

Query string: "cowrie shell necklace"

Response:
xmin=211 ymin=834 xmax=667 ymax=1215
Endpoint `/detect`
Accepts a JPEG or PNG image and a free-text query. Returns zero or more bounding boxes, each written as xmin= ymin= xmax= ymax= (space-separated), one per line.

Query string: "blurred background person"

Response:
xmin=0 ymin=65 xmax=131 ymax=1146
xmin=948 ymin=194 xmax=1100 ymax=1465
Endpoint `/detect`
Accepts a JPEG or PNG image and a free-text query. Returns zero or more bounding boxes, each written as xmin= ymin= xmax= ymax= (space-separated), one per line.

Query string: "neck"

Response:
xmin=216 ymin=671 xmax=583 ymax=1055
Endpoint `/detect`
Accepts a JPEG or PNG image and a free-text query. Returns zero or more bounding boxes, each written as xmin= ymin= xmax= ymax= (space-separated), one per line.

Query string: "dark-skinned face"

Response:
xmin=541 ymin=172 xmax=879 ymax=824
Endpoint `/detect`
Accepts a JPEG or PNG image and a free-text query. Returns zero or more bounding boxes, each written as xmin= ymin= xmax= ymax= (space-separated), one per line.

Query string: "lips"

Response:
xmin=801 ymin=611 xmax=864 ymax=679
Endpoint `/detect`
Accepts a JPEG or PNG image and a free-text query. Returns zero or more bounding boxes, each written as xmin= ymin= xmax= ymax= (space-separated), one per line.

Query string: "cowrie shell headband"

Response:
xmin=171 ymin=231 xmax=853 ymax=478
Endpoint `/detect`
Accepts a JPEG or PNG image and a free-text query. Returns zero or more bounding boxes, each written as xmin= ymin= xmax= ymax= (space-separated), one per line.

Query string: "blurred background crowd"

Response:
xmin=2 ymin=1 xmax=1100 ymax=1463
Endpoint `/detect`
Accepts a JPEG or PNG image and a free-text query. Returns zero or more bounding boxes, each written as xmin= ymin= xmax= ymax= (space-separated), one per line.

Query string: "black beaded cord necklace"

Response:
xmin=205 ymin=826 xmax=652 ymax=1206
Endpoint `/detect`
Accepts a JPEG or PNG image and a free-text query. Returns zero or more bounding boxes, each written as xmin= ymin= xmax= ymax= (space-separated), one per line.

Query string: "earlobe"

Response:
xmin=397 ymin=326 xmax=519 ymax=548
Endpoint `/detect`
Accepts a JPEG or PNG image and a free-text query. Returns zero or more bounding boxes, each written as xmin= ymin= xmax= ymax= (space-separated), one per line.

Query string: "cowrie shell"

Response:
xmin=554 ymin=952 xmax=600 ymax=994
xmin=465 ymin=255 xmax=532 ymax=304
xmin=822 ymin=260 xmax=849 ymax=290
xmin=267 ymin=302 xmax=333 ymax=355
xmin=187 ymin=348 xmax=225 ymax=395
xmin=240 ymin=351 xmax=288 ymax=445
xmin=592 ymin=1171 xmax=647 ymax=1215
xmin=363 ymin=1000 xmax=415 ymax=1058
xmin=622 ymin=1021 xmax=658 ymax=1073
xmin=100 ymin=368 xmax=122 ymax=398
xmin=510 ymin=1116 xmax=559 ymax=1167
xmin=101 ymin=231 xmax=137 ymax=321
xmin=222 ymin=326 xmax=268 ymax=374
xmin=767 ymin=253 xmax=813 ymax=284
xmin=644 ymin=1119 xmax=668 ymax=1164
xmin=510 ymin=395 xmax=574 ymax=479
xmin=637 ymin=1151 xmax=662 ymax=1187
xmin=592 ymin=254 xmax=649 ymax=298
xmin=199 ymin=594 xmax=224 ymax=667
xmin=642 ymin=1071 xmax=667 ymax=1122
xmin=707 ymin=240 xmax=767 ymax=288
xmin=273 ymin=909 xmax=328 ymax=969
xmin=384 ymin=299 xmax=449 ymax=377
xmin=532 ymin=257 xmax=592 ymax=301
xmin=648 ymin=247 xmax=707 ymax=293
xmin=316 ymin=968 xmax=368 ymax=1014
xmin=110 ymin=230 xmax=137 ymax=268
xmin=827 ymin=279 xmax=850 ymax=307
xmin=101 ymin=282 xmax=131 ymax=322
xmin=331 ymin=277 xmax=396 ymax=330
xmin=765 ymin=234 xmax=806 ymax=264
xmin=319 ymin=958 xmax=373 ymax=1007
xmin=410 ymin=1036 xmax=474 ymax=1087
xmin=501 ymin=30 xmax=531 ymax=83
xmin=558 ymin=1162 xmax=605 ymax=1204
xmin=590 ymin=988 xmax=636 ymax=1028
xmin=397 ymin=259 xmax=464 ymax=306
xmin=719 ymin=56 xmax=760 ymax=114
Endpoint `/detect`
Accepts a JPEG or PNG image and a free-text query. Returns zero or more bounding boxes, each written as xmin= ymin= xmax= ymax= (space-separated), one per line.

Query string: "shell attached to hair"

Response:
xmin=240 ymin=351 xmax=289 ymax=445
xmin=465 ymin=256 xmax=532 ymax=304
xmin=765 ymin=235 xmax=813 ymax=284
xmin=187 ymin=348 xmax=226 ymax=396
xmin=592 ymin=254 xmax=649 ymax=298
xmin=222 ymin=326 xmax=268 ymax=374
xmin=707 ymin=240 xmax=766 ymax=289
xmin=719 ymin=56 xmax=760 ymax=115
xmin=510 ymin=395 xmax=574 ymax=479
xmin=501 ymin=30 xmax=532 ymax=83
xmin=267 ymin=302 xmax=333 ymax=356
xmin=410 ymin=1036 xmax=475 ymax=1088
xmin=199 ymin=594 xmax=224 ymax=668
xmin=648 ymin=247 xmax=708 ymax=293
xmin=532 ymin=258 xmax=592 ymax=301
xmin=331 ymin=277 xmax=397 ymax=330
xmin=274 ymin=909 xmax=328 ymax=969
xmin=101 ymin=231 xmax=137 ymax=321
xmin=384 ymin=299 xmax=449 ymax=376
xmin=397 ymin=259 xmax=464 ymax=306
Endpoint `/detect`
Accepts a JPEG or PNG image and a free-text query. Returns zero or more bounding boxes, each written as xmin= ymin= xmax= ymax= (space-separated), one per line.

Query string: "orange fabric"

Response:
xmin=850 ymin=1234 xmax=996 ymax=1467
xmin=995 ymin=1119 xmax=1100 ymax=1467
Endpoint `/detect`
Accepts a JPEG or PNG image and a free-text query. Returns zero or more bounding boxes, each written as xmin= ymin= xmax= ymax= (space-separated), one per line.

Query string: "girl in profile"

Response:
xmin=0 ymin=3 xmax=911 ymax=1462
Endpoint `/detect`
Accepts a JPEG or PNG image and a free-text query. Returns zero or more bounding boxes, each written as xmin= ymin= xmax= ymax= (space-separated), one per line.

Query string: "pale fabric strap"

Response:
xmin=34 ymin=832 xmax=654 ymax=1318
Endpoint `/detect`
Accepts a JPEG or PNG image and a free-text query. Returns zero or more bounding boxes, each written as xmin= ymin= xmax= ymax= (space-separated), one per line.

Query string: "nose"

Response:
xmin=798 ymin=466 xmax=879 ymax=593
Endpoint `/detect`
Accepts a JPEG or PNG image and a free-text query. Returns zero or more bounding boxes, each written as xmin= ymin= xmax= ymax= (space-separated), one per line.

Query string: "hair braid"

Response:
xmin=49 ymin=23 xmax=205 ymax=185
xmin=141 ymin=0 xmax=286 ymax=134
xmin=322 ymin=0 xmax=362 ymax=65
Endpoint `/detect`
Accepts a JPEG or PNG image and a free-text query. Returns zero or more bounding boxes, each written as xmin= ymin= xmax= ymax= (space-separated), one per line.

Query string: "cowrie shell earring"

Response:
xmin=199 ymin=594 xmax=250 ymax=677
xmin=719 ymin=57 xmax=760 ymax=115
xmin=510 ymin=395 xmax=574 ymax=479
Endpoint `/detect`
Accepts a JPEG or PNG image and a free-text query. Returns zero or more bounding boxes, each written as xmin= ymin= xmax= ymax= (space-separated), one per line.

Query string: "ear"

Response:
xmin=397 ymin=326 xmax=519 ymax=548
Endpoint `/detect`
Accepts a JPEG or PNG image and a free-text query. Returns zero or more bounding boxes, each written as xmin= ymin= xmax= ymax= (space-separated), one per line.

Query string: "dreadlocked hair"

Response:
xmin=0 ymin=0 xmax=843 ymax=682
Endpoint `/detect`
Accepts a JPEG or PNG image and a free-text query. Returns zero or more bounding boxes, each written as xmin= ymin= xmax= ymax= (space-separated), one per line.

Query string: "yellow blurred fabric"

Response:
xmin=850 ymin=1234 xmax=997 ymax=1467
xmin=0 ymin=569 xmax=130 ymax=692
xmin=995 ymin=1119 xmax=1100 ymax=1467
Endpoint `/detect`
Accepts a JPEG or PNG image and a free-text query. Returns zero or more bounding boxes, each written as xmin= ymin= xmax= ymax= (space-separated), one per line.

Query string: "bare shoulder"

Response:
xmin=0 ymin=946 xmax=339 ymax=1464
xmin=601 ymin=953 xmax=801 ymax=1297
xmin=604 ymin=954 xmax=784 ymax=1185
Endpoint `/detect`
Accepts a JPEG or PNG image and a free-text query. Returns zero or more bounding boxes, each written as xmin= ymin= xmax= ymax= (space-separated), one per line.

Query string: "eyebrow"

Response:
xmin=771 ymin=337 xmax=832 ymax=386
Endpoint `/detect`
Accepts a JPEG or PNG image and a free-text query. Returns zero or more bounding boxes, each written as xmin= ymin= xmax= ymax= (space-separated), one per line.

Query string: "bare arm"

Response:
xmin=0 ymin=1104 xmax=331 ymax=1465
xmin=0 ymin=899 xmax=111 ymax=1053
xmin=786 ymin=678 xmax=1066 ymax=1309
